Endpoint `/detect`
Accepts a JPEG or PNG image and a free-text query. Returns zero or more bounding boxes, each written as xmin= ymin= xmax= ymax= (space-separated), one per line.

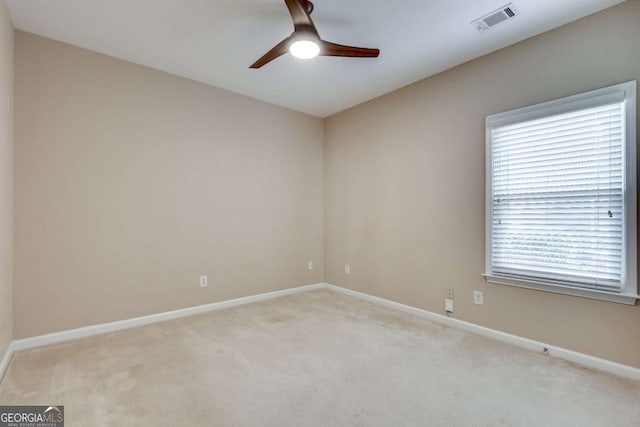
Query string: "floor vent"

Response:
xmin=472 ymin=3 xmax=519 ymax=31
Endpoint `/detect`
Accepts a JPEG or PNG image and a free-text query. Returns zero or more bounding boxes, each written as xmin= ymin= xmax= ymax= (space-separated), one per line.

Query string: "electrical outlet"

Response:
xmin=308 ymin=261 xmax=313 ymax=270
xmin=473 ymin=290 xmax=484 ymax=305
xmin=344 ymin=264 xmax=351 ymax=274
xmin=445 ymin=298 xmax=454 ymax=313
xmin=447 ymin=288 xmax=454 ymax=299
xmin=199 ymin=276 xmax=208 ymax=288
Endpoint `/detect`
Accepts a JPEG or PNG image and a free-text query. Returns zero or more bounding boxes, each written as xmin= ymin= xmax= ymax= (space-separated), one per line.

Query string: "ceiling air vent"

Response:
xmin=471 ymin=3 xmax=519 ymax=31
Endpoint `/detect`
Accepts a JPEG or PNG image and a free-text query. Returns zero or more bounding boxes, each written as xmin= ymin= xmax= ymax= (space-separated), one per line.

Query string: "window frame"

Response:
xmin=484 ymin=81 xmax=637 ymax=304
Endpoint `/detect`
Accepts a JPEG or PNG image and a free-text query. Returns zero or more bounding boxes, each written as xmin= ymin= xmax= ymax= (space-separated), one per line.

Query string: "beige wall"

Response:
xmin=324 ymin=1 xmax=640 ymax=367
xmin=0 ymin=1 xmax=13 ymax=360
xmin=13 ymin=32 xmax=323 ymax=338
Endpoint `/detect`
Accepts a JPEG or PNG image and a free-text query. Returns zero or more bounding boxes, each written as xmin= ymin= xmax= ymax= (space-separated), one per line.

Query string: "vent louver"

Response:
xmin=472 ymin=3 xmax=519 ymax=31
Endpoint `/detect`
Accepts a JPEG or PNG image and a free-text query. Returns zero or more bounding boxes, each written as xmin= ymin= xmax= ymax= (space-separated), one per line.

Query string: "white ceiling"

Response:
xmin=6 ymin=0 xmax=624 ymax=117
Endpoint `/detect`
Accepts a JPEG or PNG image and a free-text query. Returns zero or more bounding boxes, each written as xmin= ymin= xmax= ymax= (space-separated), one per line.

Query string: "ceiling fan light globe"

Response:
xmin=289 ymin=40 xmax=320 ymax=59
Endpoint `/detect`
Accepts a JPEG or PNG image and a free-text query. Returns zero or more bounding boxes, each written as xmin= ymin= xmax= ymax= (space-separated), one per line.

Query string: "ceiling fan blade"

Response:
xmin=319 ymin=40 xmax=380 ymax=58
xmin=249 ymin=37 xmax=291 ymax=68
xmin=284 ymin=0 xmax=318 ymax=34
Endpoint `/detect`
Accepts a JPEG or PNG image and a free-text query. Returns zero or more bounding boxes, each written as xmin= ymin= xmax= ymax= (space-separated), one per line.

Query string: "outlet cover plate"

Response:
xmin=474 ymin=291 xmax=484 ymax=305
xmin=445 ymin=298 xmax=454 ymax=312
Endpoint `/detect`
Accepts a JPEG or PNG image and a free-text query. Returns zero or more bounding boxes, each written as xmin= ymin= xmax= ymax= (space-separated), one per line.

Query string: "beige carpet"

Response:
xmin=1 ymin=289 xmax=639 ymax=426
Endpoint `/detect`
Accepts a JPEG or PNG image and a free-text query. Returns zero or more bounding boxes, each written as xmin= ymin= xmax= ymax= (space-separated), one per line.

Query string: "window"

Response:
xmin=484 ymin=81 xmax=637 ymax=304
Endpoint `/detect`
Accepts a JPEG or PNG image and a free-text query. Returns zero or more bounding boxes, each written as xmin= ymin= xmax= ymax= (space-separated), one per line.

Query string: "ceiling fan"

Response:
xmin=250 ymin=0 xmax=380 ymax=68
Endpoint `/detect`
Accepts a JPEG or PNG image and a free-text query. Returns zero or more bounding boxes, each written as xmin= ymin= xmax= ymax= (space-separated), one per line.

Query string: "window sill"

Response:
xmin=482 ymin=274 xmax=638 ymax=305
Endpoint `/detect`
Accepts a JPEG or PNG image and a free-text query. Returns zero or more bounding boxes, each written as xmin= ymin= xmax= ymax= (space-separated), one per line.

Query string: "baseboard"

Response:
xmin=0 ymin=341 xmax=14 ymax=383
xmin=323 ymin=283 xmax=640 ymax=382
xmin=12 ymin=283 xmax=325 ymax=352
xmin=5 ymin=281 xmax=639 ymax=384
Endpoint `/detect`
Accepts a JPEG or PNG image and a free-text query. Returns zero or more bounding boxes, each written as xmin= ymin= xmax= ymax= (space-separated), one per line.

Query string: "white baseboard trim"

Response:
xmin=4 ymin=282 xmax=639 ymax=384
xmin=0 ymin=341 xmax=14 ymax=383
xmin=12 ymin=283 xmax=325 ymax=352
xmin=323 ymin=283 xmax=640 ymax=382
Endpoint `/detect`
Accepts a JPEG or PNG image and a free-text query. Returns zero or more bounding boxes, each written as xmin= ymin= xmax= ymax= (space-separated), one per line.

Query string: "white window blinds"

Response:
xmin=490 ymin=102 xmax=625 ymax=291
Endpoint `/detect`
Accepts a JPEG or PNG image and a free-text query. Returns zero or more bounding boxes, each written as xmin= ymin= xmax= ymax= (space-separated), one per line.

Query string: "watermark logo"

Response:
xmin=0 ymin=405 xmax=64 ymax=427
